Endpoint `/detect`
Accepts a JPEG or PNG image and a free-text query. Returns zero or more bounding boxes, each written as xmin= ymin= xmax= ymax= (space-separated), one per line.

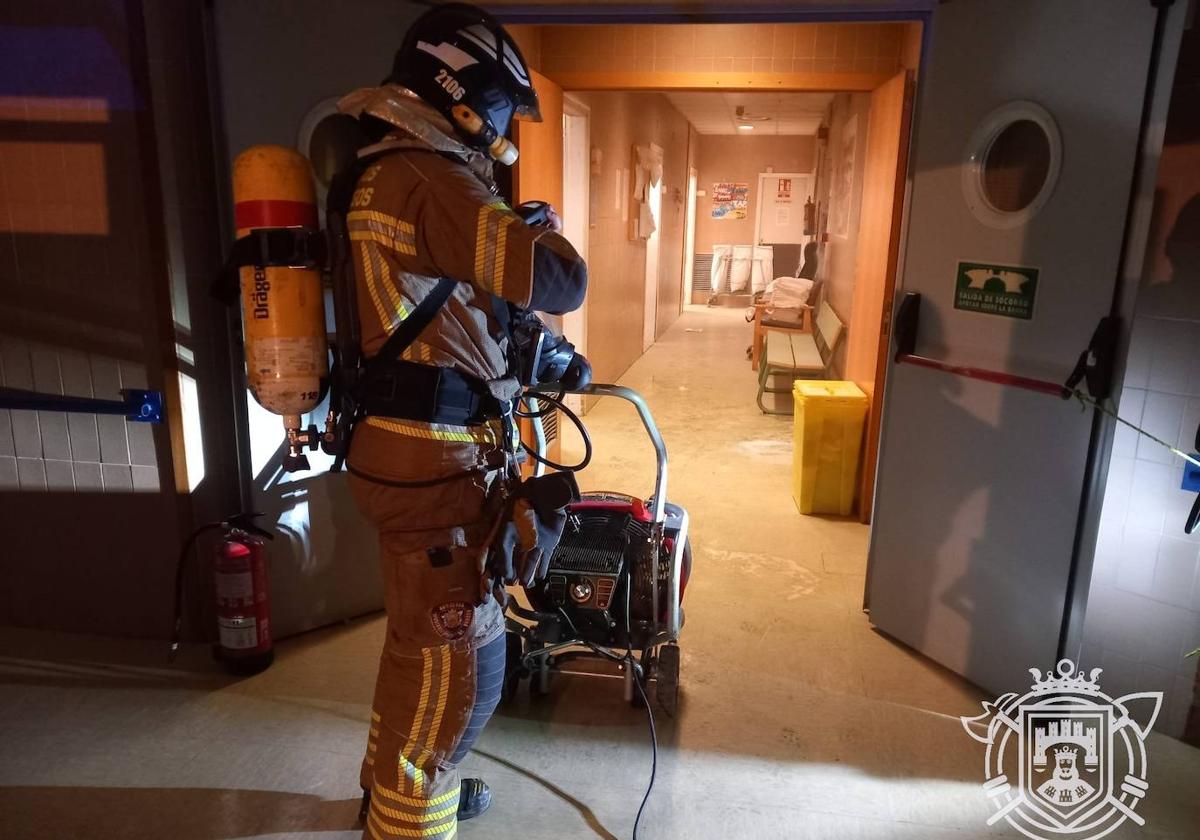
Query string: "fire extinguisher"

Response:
xmin=803 ymin=197 xmax=816 ymax=236
xmin=170 ymin=512 xmax=275 ymax=675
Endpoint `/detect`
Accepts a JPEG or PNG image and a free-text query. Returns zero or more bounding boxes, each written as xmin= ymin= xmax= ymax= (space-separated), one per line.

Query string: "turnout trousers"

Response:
xmin=350 ymin=459 xmax=507 ymax=840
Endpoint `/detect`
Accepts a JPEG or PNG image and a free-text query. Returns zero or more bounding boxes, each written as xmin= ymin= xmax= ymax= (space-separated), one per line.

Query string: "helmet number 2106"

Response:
xmin=435 ymin=69 xmax=466 ymax=102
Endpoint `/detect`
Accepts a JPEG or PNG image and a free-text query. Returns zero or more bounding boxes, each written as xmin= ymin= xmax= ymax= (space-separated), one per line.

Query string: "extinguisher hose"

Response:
xmin=168 ymin=521 xmax=226 ymax=662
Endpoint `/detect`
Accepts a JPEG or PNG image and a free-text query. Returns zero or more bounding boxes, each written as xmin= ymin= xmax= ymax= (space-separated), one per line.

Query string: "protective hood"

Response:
xmin=337 ymin=85 xmax=495 ymax=183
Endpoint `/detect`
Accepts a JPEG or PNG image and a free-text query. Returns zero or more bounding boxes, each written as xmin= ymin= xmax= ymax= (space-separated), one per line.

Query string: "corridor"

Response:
xmin=3 ymin=308 xmax=1200 ymax=840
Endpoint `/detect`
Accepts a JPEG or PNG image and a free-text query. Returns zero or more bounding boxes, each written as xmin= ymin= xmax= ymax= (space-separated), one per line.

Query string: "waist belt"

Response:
xmin=363 ymin=358 xmax=502 ymax=427
xmin=354 ymin=276 xmax=505 ymax=429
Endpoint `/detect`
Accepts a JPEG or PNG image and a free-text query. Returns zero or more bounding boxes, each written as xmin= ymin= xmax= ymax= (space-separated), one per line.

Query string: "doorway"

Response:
xmin=561 ymin=95 xmax=590 ymax=413
xmin=509 ymin=23 xmax=924 ymax=723
xmin=643 ymin=175 xmax=663 ymax=352
xmin=535 ymin=67 xmax=907 ymax=525
xmin=683 ymin=166 xmax=699 ymax=302
xmin=753 ymin=171 xmax=813 ymax=269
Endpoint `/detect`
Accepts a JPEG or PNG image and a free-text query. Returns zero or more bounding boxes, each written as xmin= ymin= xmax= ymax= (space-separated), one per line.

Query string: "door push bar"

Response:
xmin=892 ymin=292 xmax=1119 ymax=402
xmin=891 ymin=293 xmax=1200 ymax=531
xmin=0 ymin=387 xmax=164 ymax=423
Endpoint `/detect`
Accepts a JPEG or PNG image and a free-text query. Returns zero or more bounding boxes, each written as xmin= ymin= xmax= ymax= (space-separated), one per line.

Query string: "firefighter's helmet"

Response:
xmin=388 ymin=2 xmax=540 ymax=165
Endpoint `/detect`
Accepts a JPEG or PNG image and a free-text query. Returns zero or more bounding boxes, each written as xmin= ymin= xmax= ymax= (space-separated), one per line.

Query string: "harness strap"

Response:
xmin=363 ymin=357 xmax=499 ymax=426
xmin=213 ymin=227 xmax=327 ymax=305
xmin=362 ymin=277 xmax=457 ymax=388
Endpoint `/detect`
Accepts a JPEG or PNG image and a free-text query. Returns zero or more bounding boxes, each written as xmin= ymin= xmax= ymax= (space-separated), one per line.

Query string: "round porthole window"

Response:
xmin=297 ymin=97 xmax=368 ymax=201
xmin=963 ymin=101 xmax=1061 ymax=229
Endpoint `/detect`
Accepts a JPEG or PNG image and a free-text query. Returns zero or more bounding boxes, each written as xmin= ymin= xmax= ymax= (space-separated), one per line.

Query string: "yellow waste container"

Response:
xmin=792 ymin=381 xmax=868 ymax=516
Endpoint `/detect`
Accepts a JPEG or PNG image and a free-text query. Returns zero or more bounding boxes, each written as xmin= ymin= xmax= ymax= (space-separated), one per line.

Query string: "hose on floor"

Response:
xmin=169 ymin=521 xmax=227 ymax=661
xmin=625 ymin=567 xmax=658 ymax=840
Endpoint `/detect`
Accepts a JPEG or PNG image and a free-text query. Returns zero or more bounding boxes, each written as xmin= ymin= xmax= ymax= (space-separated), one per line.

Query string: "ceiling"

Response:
xmin=665 ymin=92 xmax=834 ymax=136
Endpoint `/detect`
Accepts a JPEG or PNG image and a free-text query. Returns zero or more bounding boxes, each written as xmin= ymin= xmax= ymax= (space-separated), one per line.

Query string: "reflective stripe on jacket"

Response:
xmin=339 ymin=87 xmax=587 ymax=478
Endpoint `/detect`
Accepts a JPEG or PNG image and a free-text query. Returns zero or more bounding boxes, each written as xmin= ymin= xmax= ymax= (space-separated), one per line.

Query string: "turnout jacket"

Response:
xmin=337 ymin=86 xmax=587 ymax=487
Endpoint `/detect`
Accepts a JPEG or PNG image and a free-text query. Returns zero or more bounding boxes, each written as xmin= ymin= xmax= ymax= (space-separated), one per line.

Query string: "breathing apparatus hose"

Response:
xmin=515 ymin=389 xmax=594 ymax=473
xmin=169 ymin=521 xmax=227 ymax=661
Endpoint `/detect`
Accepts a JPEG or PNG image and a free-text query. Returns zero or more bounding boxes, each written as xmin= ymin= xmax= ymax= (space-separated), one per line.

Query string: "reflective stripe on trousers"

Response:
xmin=361 ymin=634 xmax=505 ymax=840
xmin=348 ymin=462 xmax=506 ymax=840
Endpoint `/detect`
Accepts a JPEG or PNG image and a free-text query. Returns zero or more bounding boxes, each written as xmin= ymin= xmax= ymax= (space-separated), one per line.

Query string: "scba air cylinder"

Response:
xmin=232 ymin=145 xmax=328 ymax=468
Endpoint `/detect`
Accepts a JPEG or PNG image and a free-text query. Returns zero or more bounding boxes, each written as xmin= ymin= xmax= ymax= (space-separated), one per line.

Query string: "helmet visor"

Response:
xmin=514 ymin=97 xmax=542 ymax=123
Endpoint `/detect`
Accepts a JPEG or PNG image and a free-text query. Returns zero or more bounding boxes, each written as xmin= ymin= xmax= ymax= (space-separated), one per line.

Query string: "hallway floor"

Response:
xmin=3 ymin=306 xmax=1199 ymax=839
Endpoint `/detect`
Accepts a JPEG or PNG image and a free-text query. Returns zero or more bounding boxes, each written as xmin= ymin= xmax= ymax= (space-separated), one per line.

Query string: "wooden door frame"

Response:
xmin=857 ymin=72 xmax=917 ymax=524
xmin=490 ymin=2 xmax=937 ymax=25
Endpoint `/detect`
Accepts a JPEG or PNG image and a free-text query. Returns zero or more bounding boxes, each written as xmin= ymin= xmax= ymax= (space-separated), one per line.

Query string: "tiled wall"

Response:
xmin=142 ymin=0 xmax=240 ymax=512
xmin=1082 ymin=314 xmax=1200 ymax=738
xmin=0 ymin=340 xmax=157 ymax=492
xmin=0 ymin=132 xmax=109 ymax=235
xmin=0 ymin=1 xmax=198 ymax=638
xmin=0 ymin=6 xmax=165 ymax=495
xmin=540 ymin=23 xmax=910 ymax=76
xmin=1081 ymin=28 xmax=1200 ymax=739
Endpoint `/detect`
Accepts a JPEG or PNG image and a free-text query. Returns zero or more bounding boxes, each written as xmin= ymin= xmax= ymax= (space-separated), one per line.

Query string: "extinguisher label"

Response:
xmin=218 ymin=616 xmax=259 ymax=650
xmin=215 ymin=570 xmax=254 ymax=603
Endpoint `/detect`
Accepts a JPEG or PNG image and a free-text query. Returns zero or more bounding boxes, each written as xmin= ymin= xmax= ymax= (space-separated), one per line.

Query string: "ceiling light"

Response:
xmin=735 ymin=105 xmax=770 ymax=123
xmin=737 ymin=124 xmax=754 ymax=131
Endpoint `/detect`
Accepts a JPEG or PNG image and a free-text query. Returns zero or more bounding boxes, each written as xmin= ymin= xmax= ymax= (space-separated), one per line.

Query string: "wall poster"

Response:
xmin=829 ymin=114 xmax=858 ymax=239
xmin=712 ymin=182 xmax=749 ymax=220
xmin=776 ymin=178 xmax=793 ymax=226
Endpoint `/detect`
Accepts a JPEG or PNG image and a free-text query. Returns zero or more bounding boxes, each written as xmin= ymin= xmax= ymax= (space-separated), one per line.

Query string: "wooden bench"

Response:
xmin=756 ymin=301 xmax=845 ymax=415
xmin=750 ymin=302 xmax=812 ymax=372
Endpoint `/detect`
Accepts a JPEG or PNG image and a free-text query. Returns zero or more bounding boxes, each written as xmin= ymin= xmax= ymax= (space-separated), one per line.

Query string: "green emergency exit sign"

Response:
xmin=953 ymin=261 xmax=1039 ymax=320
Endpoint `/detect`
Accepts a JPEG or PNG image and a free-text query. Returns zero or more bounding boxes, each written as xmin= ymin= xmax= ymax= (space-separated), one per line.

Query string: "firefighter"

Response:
xmin=335 ymin=4 xmax=586 ymax=839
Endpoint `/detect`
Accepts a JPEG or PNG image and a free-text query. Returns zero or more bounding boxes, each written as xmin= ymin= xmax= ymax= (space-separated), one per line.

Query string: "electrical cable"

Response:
xmin=1066 ymin=388 xmax=1200 ymax=468
xmin=625 ymin=566 xmax=657 ymax=840
xmin=513 ymin=388 xmax=565 ymax=418
xmin=514 ymin=382 xmax=657 ymax=837
xmin=519 ymin=389 xmax=593 ymax=472
xmin=169 ymin=521 xmax=225 ymax=661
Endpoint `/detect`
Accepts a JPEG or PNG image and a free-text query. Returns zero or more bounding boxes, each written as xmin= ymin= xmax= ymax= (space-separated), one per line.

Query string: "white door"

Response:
xmin=683 ymin=167 xmax=698 ymax=303
xmin=754 ymin=172 xmax=812 ymax=246
xmin=561 ymin=100 xmax=589 ymax=413
xmin=866 ymin=0 xmax=1178 ymax=695
xmin=643 ymin=180 xmax=662 ymax=352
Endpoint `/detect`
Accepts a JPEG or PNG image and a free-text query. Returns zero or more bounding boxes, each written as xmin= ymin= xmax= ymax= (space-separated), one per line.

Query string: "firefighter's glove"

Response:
xmin=488 ymin=471 xmax=580 ymax=588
